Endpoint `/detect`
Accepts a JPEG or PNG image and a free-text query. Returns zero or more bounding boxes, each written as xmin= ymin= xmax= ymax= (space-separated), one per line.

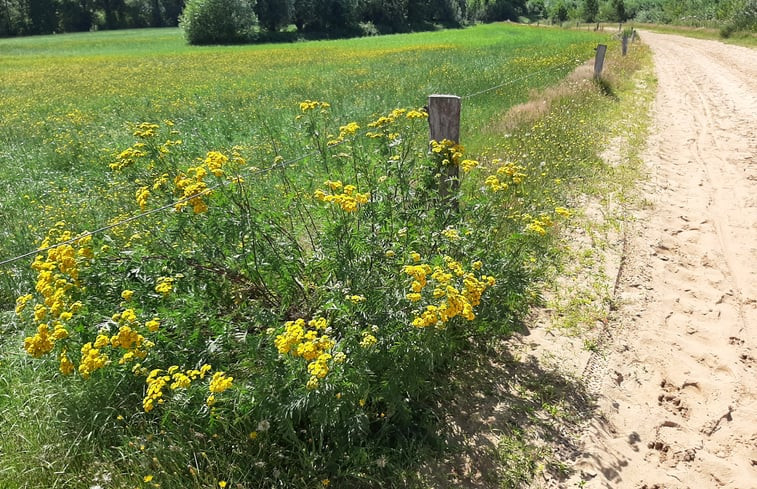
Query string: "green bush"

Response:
xmin=179 ymin=0 xmax=257 ymax=44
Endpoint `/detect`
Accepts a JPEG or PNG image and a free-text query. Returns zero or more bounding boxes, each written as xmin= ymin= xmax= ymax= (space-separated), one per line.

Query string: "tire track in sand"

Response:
xmin=561 ymin=32 xmax=757 ymax=489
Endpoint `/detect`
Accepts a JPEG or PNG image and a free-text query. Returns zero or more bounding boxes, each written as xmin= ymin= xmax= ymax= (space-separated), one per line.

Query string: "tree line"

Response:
xmin=1 ymin=0 xmax=754 ymax=40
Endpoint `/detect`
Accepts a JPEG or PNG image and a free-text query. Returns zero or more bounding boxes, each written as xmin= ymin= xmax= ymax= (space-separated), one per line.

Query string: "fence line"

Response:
xmin=462 ymin=59 xmax=581 ymax=100
xmin=0 ymin=56 xmax=602 ymax=269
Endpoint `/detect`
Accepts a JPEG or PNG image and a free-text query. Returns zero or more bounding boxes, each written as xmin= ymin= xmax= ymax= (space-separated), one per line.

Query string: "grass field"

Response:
xmin=0 ymin=23 xmax=651 ymax=488
xmin=0 ymin=25 xmax=604 ymax=280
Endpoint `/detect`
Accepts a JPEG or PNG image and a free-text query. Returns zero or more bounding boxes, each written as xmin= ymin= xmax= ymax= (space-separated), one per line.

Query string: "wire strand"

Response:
xmin=461 ymin=60 xmax=580 ymax=100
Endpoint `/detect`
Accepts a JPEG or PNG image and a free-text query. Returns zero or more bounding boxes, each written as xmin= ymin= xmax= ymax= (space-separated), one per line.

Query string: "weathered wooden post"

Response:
xmin=622 ymin=33 xmax=629 ymax=56
xmin=428 ymin=94 xmax=461 ymax=211
xmin=594 ymin=44 xmax=607 ymax=78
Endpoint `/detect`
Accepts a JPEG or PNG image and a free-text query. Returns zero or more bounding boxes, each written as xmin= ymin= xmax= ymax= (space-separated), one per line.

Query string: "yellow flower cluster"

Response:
xmin=174 ymin=166 xmax=210 ymax=214
xmin=109 ymin=145 xmax=146 ymax=171
xmin=170 ymin=151 xmax=239 ymax=213
xmin=484 ymin=161 xmax=527 ymax=192
xmin=136 ymin=186 xmax=150 ymax=211
xmin=461 ymin=159 xmax=480 ymax=172
xmin=430 ymin=139 xmax=464 ymax=166
xmin=273 ymin=317 xmax=337 ymax=390
xmin=441 ymin=227 xmax=461 ymax=241
xmin=79 ymin=341 xmax=109 ymax=379
xmin=404 ymin=255 xmax=495 ymax=329
xmin=132 ymin=122 xmax=160 ymax=138
xmin=299 ymin=100 xmax=330 ymax=112
xmin=524 ymin=214 xmax=553 ymax=236
xmin=143 ymin=364 xmax=213 ymax=412
xmin=154 ymin=276 xmax=175 ymax=296
xmin=364 ymin=107 xmax=426 ymax=138
xmin=327 ymin=121 xmax=361 ymax=146
xmin=21 ymin=225 xmax=91 ymax=361
xmin=359 ymin=332 xmax=377 ymax=348
xmin=207 ymin=371 xmax=234 ymax=405
xmin=314 ymin=180 xmax=370 ymax=213
xmin=204 ymin=151 xmax=229 ymax=177
xmin=368 ymin=107 xmax=426 ymax=128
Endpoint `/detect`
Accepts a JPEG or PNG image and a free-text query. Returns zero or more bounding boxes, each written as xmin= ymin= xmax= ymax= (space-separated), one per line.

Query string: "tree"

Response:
xmin=255 ymin=0 xmax=292 ymax=31
xmin=612 ymin=0 xmax=626 ymax=21
xmin=526 ymin=0 xmax=546 ymax=19
xmin=551 ymin=0 xmax=568 ymax=23
xmin=361 ymin=0 xmax=409 ymax=30
xmin=179 ymin=0 xmax=256 ymax=44
xmin=58 ymin=0 xmax=94 ymax=31
xmin=582 ymin=0 xmax=598 ymax=22
xmin=28 ymin=0 xmax=59 ymax=33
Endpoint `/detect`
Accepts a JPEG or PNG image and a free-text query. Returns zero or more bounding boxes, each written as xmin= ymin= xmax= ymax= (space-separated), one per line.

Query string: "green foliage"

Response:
xmin=583 ymin=0 xmax=598 ymax=22
xmin=255 ymin=0 xmax=293 ymax=31
xmin=481 ymin=0 xmax=527 ymax=22
xmin=720 ymin=0 xmax=757 ymax=36
xmin=179 ymin=0 xmax=257 ymax=44
xmin=551 ymin=1 xmax=569 ymax=23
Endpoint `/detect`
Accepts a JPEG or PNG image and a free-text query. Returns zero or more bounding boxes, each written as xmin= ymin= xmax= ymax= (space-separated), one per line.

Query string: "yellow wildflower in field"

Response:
xmin=155 ymin=277 xmax=174 ymax=297
xmin=15 ymin=294 xmax=33 ymax=314
xmin=299 ymin=100 xmax=330 ymax=112
xmin=78 ymin=342 xmax=109 ymax=379
xmin=121 ymin=289 xmax=134 ymax=301
xmin=109 ymin=146 xmax=146 ymax=171
xmin=430 ymin=139 xmax=464 ymax=166
xmin=209 ymin=371 xmax=233 ymax=393
xmin=133 ymin=122 xmax=159 ymax=138
xmin=24 ymin=324 xmax=54 ymax=358
xmin=360 ymin=333 xmax=377 ymax=348
xmin=314 ymin=181 xmax=370 ymax=213
xmin=145 ymin=318 xmax=161 ymax=332
xmin=461 ymin=159 xmax=479 ymax=172
xmin=204 ymin=151 xmax=229 ymax=177
xmin=406 ymin=108 xmax=428 ymax=119
xmin=441 ymin=227 xmax=461 ymax=241
xmin=59 ymin=349 xmax=74 ymax=375
xmin=274 ymin=316 xmax=338 ymax=389
xmin=405 ymin=257 xmax=495 ymax=329
xmin=135 ymin=186 xmax=150 ymax=211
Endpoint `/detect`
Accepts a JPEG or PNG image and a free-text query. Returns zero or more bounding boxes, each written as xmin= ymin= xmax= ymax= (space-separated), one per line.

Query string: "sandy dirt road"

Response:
xmin=564 ymin=32 xmax=757 ymax=488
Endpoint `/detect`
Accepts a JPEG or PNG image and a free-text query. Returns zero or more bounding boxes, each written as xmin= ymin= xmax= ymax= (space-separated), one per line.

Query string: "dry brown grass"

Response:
xmin=495 ymin=63 xmax=596 ymax=133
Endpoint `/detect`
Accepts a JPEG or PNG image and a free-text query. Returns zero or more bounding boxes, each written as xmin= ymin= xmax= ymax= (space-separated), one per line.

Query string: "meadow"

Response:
xmin=0 ymin=23 xmax=647 ymax=488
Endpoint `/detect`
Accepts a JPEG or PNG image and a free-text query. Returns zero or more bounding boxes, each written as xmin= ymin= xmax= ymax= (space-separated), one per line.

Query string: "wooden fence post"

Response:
xmin=622 ymin=33 xmax=629 ymax=56
xmin=594 ymin=44 xmax=607 ymax=79
xmin=428 ymin=94 xmax=461 ymax=211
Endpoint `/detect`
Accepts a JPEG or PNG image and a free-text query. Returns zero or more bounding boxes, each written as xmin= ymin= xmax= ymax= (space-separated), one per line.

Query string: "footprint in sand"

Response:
xmin=658 ymin=379 xmax=689 ymax=418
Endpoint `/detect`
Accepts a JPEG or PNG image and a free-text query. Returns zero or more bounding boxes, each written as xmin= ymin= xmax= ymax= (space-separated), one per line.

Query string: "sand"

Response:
xmin=561 ymin=31 xmax=757 ymax=488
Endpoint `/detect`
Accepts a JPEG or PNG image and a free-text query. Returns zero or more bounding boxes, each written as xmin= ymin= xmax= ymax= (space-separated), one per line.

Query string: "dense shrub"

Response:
xmin=179 ymin=0 xmax=257 ymax=44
